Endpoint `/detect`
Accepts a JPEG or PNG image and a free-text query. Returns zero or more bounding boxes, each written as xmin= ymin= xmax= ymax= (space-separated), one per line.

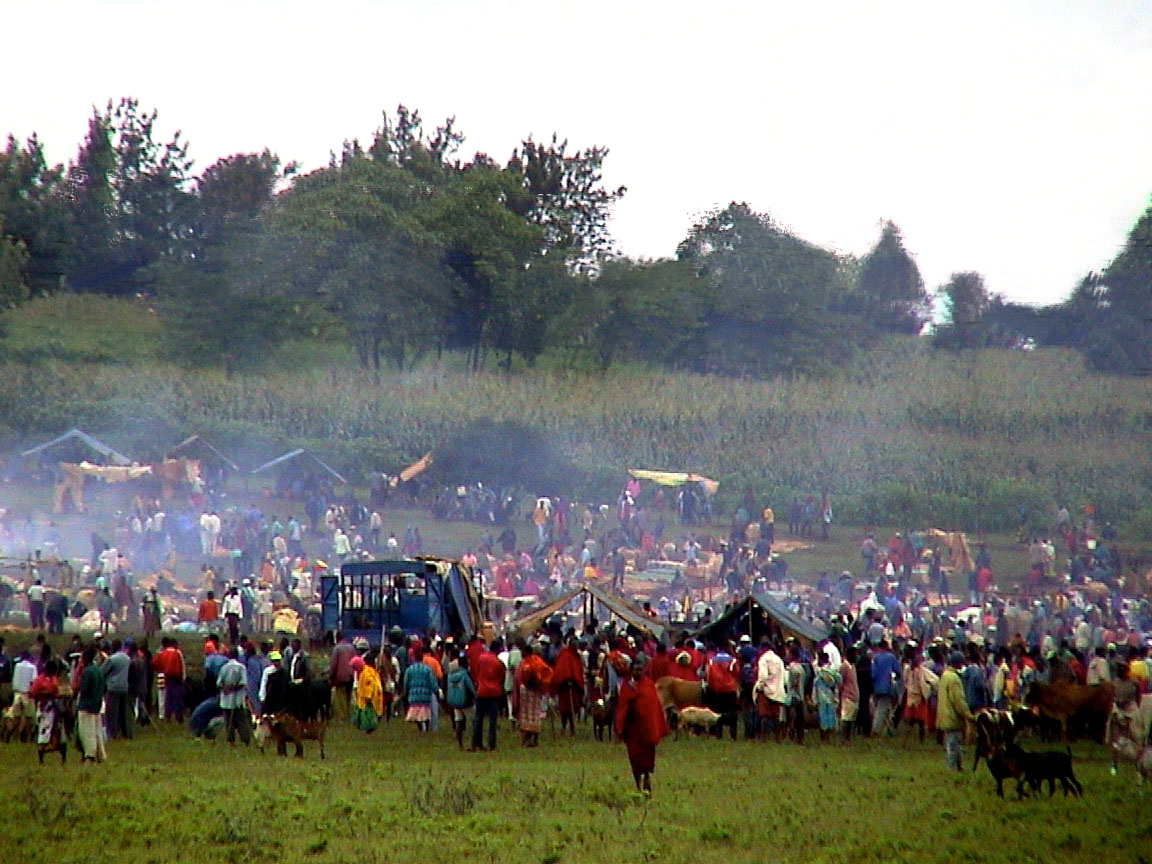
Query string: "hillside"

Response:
xmin=1 ymin=295 xmax=1150 ymax=538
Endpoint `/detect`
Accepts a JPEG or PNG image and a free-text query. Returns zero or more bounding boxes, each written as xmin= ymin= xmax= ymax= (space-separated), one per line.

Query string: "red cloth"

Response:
xmin=647 ymin=652 xmax=674 ymax=684
xmin=197 ymin=599 xmax=219 ymax=623
xmin=520 ymin=654 xmax=552 ymax=692
xmin=151 ymin=646 xmax=185 ymax=679
xmin=465 ymin=638 xmax=485 ymax=681
xmin=615 ymin=675 xmax=668 ymax=773
xmin=552 ymin=646 xmax=584 ymax=691
xmin=29 ymin=673 xmax=59 ymax=703
xmin=473 ymin=650 xmax=507 ymax=699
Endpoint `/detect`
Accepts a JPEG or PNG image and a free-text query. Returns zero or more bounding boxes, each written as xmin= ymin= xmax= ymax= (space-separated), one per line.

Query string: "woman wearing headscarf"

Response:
xmin=351 ymin=655 xmax=383 ymax=733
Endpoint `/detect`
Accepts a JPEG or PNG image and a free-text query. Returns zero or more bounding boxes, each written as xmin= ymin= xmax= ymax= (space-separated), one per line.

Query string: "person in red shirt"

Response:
xmin=197 ymin=591 xmax=219 ymax=625
xmin=615 ymin=658 xmax=668 ymax=794
xmin=469 ymin=639 xmax=506 ymax=752
xmin=647 ymin=643 xmax=675 ymax=684
xmin=551 ymin=636 xmax=585 ymax=736
xmin=151 ymin=638 xmax=186 ymax=723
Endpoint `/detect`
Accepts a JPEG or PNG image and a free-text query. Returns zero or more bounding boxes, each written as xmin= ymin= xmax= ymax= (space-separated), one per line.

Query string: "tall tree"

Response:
xmin=857 ymin=221 xmax=931 ymax=334
xmin=505 ymin=135 xmax=626 ymax=272
xmin=65 ymin=98 xmax=195 ymax=294
xmin=678 ymin=203 xmax=847 ymax=375
xmin=934 ymin=271 xmax=992 ymax=348
xmin=567 ymin=257 xmax=704 ymax=371
xmin=0 ymin=135 xmax=70 ymax=296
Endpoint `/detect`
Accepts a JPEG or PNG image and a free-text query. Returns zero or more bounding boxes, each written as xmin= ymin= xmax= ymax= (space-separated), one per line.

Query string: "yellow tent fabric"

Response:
xmin=628 ymin=469 xmax=719 ymax=496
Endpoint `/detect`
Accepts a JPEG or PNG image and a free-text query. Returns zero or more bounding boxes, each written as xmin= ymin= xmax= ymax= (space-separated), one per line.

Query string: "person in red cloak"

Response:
xmin=615 ymin=657 xmax=668 ymax=795
xmin=551 ymin=636 xmax=585 ymax=735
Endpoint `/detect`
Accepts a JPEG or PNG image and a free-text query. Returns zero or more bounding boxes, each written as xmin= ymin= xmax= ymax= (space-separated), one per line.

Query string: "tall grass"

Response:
xmin=1 ymin=296 xmax=1150 ymax=535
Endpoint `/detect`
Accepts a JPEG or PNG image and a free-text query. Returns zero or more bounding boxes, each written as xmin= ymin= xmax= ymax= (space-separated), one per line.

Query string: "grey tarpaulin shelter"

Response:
xmin=506 ymin=583 xmax=665 ymax=640
xmin=21 ymin=429 xmax=132 ymax=466
xmin=696 ymin=593 xmax=829 ymax=648
xmin=167 ymin=435 xmax=239 ymax=471
xmin=251 ymin=449 xmax=347 ymax=484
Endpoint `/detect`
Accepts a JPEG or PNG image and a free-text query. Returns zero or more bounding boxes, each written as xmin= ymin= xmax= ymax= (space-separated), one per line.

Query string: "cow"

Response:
xmin=258 ymin=713 xmax=326 ymax=759
xmin=1022 ymin=681 xmax=1113 ymax=742
xmin=972 ymin=708 xmax=1016 ymax=771
xmin=655 ymin=677 xmax=705 ymax=734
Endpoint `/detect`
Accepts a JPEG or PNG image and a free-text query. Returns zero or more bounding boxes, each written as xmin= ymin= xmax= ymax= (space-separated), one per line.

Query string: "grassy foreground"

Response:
xmin=0 ymin=717 xmax=1144 ymax=864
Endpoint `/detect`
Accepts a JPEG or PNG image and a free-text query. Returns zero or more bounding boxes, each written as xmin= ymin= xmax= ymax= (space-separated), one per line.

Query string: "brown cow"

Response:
xmin=1023 ymin=681 xmax=1113 ymax=742
xmin=655 ymin=677 xmax=704 ymax=711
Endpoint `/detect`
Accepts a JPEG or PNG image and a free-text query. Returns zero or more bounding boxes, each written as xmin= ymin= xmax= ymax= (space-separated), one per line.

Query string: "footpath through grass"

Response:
xmin=0 ymin=717 xmax=1145 ymax=864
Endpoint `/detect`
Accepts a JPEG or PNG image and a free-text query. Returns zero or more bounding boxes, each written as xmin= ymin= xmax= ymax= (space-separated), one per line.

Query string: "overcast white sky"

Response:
xmin=4 ymin=0 xmax=1151 ymax=306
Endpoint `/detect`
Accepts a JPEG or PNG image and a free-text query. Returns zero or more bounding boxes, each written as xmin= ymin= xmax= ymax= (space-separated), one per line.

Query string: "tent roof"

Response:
xmin=167 ymin=435 xmax=239 ymax=470
xmin=507 ymin=583 xmax=665 ymax=640
xmin=20 ymin=429 xmax=132 ymax=466
xmin=696 ymin=593 xmax=829 ymax=646
xmin=251 ymin=449 xmax=347 ymax=484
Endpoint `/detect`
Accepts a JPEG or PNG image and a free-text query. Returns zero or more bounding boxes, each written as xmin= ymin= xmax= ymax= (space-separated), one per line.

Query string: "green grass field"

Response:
xmin=0 ymin=715 xmax=1145 ymax=864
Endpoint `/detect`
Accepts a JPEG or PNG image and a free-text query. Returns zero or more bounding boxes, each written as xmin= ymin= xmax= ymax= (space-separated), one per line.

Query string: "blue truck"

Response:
xmin=318 ymin=557 xmax=483 ymax=646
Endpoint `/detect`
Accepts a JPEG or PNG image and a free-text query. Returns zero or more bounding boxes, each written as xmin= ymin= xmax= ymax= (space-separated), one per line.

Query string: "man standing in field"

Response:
xmin=936 ymin=651 xmax=974 ymax=771
xmin=77 ymin=646 xmax=107 ymax=763
xmin=615 ymin=657 xmax=668 ymax=795
xmin=217 ymin=647 xmax=250 ymax=745
xmin=870 ymin=639 xmax=901 ymax=736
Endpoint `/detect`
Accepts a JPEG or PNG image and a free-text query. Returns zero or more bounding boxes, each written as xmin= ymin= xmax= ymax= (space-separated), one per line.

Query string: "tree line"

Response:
xmin=1 ymin=98 xmax=1148 ymax=376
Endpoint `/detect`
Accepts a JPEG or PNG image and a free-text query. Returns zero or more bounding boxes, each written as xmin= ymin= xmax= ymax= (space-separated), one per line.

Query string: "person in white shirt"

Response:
xmin=11 ymin=651 xmax=38 ymax=725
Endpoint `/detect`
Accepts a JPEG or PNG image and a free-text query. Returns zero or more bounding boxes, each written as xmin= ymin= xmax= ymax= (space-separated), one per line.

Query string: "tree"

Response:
xmin=564 ymin=257 xmax=704 ymax=372
xmin=505 ymin=135 xmax=626 ymax=272
xmin=64 ymin=98 xmax=195 ymax=294
xmin=193 ymin=150 xmax=288 ymax=257
xmin=0 ymin=217 xmax=30 ymax=304
xmin=677 ymin=203 xmax=848 ymax=376
xmin=934 ymin=271 xmax=992 ymax=348
xmin=0 ymin=135 xmax=70 ymax=296
xmin=857 ymin=221 xmax=931 ymax=334
xmin=1035 ymin=200 xmax=1152 ymax=375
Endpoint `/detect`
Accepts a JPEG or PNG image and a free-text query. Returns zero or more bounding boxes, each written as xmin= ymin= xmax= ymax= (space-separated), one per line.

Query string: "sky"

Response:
xmin=4 ymin=0 xmax=1151 ymax=307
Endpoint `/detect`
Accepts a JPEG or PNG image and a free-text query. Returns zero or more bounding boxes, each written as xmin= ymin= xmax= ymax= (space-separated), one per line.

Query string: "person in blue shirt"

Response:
xmin=870 ymin=639 xmax=901 ymax=736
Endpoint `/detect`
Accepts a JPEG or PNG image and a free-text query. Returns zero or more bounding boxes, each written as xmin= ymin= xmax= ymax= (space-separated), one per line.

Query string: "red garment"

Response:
xmin=152 ymin=646 xmax=185 ymax=680
xmin=520 ymin=654 xmax=552 ymax=691
xmin=465 ymin=638 xmax=485 ymax=681
xmin=615 ymin=674 xmax=668 ymax=773
xmin=197 ymin=599 xmax=219 ymax=623
xmin=29 ymin=673 xmax=59 ymax=703
xmin=473 ymin=650 xmax=507 ymax=699
xmin=552 ymin=645 xmax=585 ymax=715
xmin=552 ymin=646 xmax=584 ymax=690
xmin=648 ymin=652 xmax=674 ymax=683
xmin=705 ymin=656 xmax=738 ymax=693
xmin=668 ymin=654 xmax=698 ymax=682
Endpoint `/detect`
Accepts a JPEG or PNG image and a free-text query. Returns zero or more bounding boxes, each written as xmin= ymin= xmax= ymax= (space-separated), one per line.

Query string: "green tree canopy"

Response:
xmin=857 ymin=220 xmax=931 ymax=334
